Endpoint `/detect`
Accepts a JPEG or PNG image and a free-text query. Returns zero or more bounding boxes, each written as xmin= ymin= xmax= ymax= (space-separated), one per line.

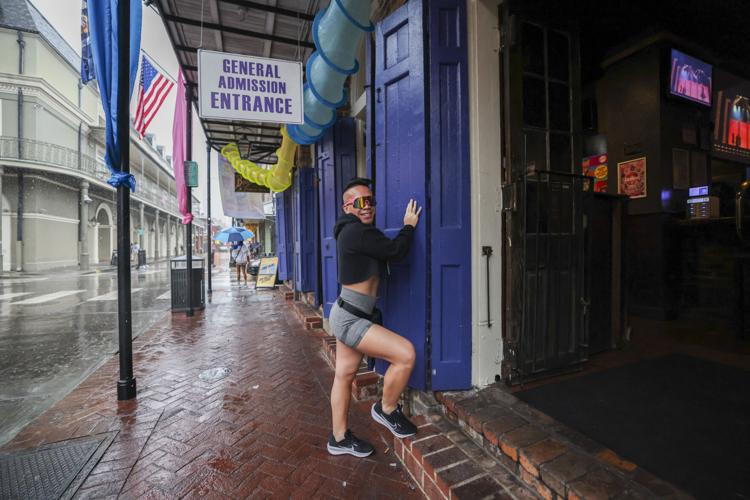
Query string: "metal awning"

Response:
xmin=151 ymin=0 xmax=324 ymax=163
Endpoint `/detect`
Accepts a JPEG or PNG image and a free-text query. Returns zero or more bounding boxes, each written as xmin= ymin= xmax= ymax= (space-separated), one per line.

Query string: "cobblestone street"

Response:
xmin=1 ymin=269 xmax=421 ymax=499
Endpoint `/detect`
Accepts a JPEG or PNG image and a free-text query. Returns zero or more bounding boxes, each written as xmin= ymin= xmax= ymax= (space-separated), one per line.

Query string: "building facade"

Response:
xmin=271 ymin=0 xmax=749 ymax=395
xmin=0 ymin=0 xmax=204 ymax=272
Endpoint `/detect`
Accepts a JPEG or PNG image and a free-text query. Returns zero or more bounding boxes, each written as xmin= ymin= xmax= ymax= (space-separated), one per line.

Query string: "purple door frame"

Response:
xmin=427 ymin=0 xmax=472 ymax=390
xmin=374 ymin=0 xmax=429 ymax=389
xmin=274 ymin=191 xmax=291 ymax=281
xmin=373 ymin=0 xmax=472 ymax=390
xmin=318 ymin=119 xmax=357 ymax=317
xmin=293 ymin=168 xmax=318 ymax=295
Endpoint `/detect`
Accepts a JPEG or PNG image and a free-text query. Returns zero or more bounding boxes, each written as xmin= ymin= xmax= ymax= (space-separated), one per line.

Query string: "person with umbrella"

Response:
xmin=234 ymin=240 xmax=252 ymax=286
xmin=215 ymin=227 xmax=254 ymax=286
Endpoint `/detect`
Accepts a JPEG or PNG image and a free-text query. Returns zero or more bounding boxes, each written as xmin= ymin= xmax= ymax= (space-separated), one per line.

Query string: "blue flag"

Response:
xmin=80 ymin=0 xmax=95 ymax=83
xmin=87 ymin=0 xmax=142 ymax=191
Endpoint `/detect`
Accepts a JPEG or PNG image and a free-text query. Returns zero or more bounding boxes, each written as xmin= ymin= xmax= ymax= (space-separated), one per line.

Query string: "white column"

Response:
xmin=16 ymin=171 xmax=23 ymax=272
xmin=0 ymin=166 xmax=3 ymax=272
xmin=154 ymin=211 xmax=160 ymax=260
xmin=166 ymin=217 xmax=172 ymax=260
xmin=79 ymin=180 xmax=90 ymax=270
xmin=139 ymin=202 xmax=145 ymax=248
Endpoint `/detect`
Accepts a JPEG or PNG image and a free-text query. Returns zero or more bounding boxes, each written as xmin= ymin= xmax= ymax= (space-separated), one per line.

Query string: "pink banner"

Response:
xmin=172 ymin=69 xmax=193 ymax=224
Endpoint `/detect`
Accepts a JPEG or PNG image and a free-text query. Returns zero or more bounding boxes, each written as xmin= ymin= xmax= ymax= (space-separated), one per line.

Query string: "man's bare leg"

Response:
xmin=357 ymin=325 xmax=415 ymax=413
xmin=331 ymin=340 xmax=363 ymax=441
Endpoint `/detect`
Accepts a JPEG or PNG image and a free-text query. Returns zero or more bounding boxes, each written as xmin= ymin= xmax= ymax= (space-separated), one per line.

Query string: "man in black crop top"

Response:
xmin=326 ymin=178 xmax=423 ymax=458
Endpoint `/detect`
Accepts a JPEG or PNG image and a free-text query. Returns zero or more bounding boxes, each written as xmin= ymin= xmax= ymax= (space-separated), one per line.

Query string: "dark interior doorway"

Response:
xmin=502 ymin=0 xmax=750 ymax=381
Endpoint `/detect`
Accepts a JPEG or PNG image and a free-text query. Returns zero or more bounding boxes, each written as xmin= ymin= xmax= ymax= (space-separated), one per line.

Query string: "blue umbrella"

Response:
xmin=214 ymin=226 xmax=254 ymax=243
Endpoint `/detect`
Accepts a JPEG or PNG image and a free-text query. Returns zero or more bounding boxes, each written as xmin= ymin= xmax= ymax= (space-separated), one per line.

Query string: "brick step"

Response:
xmin=432 ymin=388 xmax=690 ymax=500
xmin=395 ymin=406 xmax=539 ymax=499
xmin=290 ymin=299 xmax=323 ymax=330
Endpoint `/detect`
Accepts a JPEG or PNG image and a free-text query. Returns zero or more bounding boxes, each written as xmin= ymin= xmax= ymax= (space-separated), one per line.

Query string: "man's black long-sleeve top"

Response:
xmin=333 ymin=214 xmax=414 ymax=285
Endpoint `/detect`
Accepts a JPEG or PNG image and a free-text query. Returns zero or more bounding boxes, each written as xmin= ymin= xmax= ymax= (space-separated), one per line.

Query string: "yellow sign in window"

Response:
xmin=256 ymin=257 xmax=278 ymax=288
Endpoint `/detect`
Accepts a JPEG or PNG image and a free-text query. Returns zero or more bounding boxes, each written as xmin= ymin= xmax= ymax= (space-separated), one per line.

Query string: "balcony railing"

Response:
xmin=0 ymin=136 xmax=182 ymax=215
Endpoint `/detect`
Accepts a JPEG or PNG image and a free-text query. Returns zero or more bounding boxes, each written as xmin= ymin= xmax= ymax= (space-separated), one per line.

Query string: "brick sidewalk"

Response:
xmin=2 ymin=284 xmax=421 ymax=499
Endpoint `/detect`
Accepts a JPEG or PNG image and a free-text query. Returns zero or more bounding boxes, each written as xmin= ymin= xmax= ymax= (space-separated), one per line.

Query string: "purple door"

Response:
xmin=293 ymin=168 xmax=318 ymax=294
xmin=374 ymin=0 xmax=428 ymax=389
xmin=318 ymin=119 xmax=357 ymax=317
xmin=284 ymin=188 xmax=293 ymax=281
xmin=275 ymin=191 xmax=290 ymax=281
xmin=428 ymin=0 xmax=472 ymax=390
xmin=373 ymin=0 xmax=472 ymax=390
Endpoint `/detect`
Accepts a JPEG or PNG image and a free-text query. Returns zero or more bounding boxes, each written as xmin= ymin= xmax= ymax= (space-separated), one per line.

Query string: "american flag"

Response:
xmin=134 ymin=55 xmax=174 ymax=137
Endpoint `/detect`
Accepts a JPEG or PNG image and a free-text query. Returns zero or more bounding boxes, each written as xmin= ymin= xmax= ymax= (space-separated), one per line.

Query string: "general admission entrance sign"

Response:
xmin=198 ymin=49 xmax=304 ymax=124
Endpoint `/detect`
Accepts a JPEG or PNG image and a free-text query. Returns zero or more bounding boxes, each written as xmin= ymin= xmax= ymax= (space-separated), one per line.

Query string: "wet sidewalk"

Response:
xmin=1 ymin=277 xmax=420 ymax=499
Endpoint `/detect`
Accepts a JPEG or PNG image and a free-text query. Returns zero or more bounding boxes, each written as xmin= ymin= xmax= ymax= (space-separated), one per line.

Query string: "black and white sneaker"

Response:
xmin=326 ymin=430 xmax=375 ymax=457
xmin=371 ymin=400 xmax=417 ymax=438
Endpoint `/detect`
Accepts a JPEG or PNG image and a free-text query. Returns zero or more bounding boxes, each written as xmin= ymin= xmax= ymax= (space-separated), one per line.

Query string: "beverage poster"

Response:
xmin=617 ymin=157 xmax=647 ymax=199
xmin=582 ymin=154 xmax=609 ymax=193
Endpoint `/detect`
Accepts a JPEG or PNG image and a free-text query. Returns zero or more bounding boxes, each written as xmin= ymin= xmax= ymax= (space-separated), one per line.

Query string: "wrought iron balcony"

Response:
xmin=0 ymin=136 xmax=180 ymax=215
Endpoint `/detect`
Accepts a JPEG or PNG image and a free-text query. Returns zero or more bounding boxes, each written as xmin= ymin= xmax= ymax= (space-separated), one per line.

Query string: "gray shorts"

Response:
xmin=329 ymin=288 xmax=377 ymax=348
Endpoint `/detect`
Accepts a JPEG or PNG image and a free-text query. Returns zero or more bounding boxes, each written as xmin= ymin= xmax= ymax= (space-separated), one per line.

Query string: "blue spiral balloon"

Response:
xmin=286 ymin=0 xmax=373 ymax=145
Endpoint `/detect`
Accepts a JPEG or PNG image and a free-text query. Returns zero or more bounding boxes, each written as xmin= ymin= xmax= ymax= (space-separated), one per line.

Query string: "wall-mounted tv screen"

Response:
xmin=669 ymin=49 xmax=712 ymax=106
xmin=713 ymin=83 xmax=750 ymax=161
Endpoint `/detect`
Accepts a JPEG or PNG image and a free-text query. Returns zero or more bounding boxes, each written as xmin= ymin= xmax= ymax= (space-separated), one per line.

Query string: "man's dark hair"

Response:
xmin=342 ymin=177 xmax=372 ymax=197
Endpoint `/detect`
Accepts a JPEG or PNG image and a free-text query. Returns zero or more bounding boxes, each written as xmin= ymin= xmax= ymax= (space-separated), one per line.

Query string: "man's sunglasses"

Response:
xmin=344 ymin=195 xmax=377 ymax=209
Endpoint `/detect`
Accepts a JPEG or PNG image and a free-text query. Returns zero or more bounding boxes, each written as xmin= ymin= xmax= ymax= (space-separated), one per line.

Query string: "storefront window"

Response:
xmin=547 ymin=30 xmax=569 ymax=81
xmin=523 ymin=76 xmax=546 ymax=127
xmin=522 ymin=23 xmax=544 ymax=75
xmin=550 ymin=133 xmax=571 ymax=172
xmin=521 ymin=21 xmax=574 ymax=173
xmin=549 ymin=82 xmax=570 ymax=131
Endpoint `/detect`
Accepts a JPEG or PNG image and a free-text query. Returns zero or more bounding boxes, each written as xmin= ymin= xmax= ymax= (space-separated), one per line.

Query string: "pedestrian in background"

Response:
xmin=234 ymin=240 xmax=251 ymax=286
xmin=230 ymin=240 xmax=241 ymax=268
xmin=131 ymin=242 xmax=141 ymax=270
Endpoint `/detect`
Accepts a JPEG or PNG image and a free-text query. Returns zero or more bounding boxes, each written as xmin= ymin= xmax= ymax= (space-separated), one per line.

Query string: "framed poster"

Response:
xmin=617 ymin=157 xmax=647 ymax=199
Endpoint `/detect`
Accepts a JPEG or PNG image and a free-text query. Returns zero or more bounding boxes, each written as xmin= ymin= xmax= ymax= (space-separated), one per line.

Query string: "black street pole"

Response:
xmin=206 ymin=142 xmax=212 ymax=294
xmin=116 ymin=0 xmax=136 ymax=400
xmin=185 ymin=83 xmax=194 ymax=317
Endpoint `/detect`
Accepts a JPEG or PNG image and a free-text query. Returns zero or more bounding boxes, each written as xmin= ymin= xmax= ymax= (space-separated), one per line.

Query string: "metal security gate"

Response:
xmin=519 ymin=170 xmax=590 ymax=377
xmin=501 ymin=3 xmax=589 ymax=383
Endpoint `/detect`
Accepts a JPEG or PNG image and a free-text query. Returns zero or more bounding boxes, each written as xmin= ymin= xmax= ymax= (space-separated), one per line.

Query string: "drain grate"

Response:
xmin=0 ymin=437 xmax=101 ymax=500
xmin=198 ymin=367 xmax=231 ymax=382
